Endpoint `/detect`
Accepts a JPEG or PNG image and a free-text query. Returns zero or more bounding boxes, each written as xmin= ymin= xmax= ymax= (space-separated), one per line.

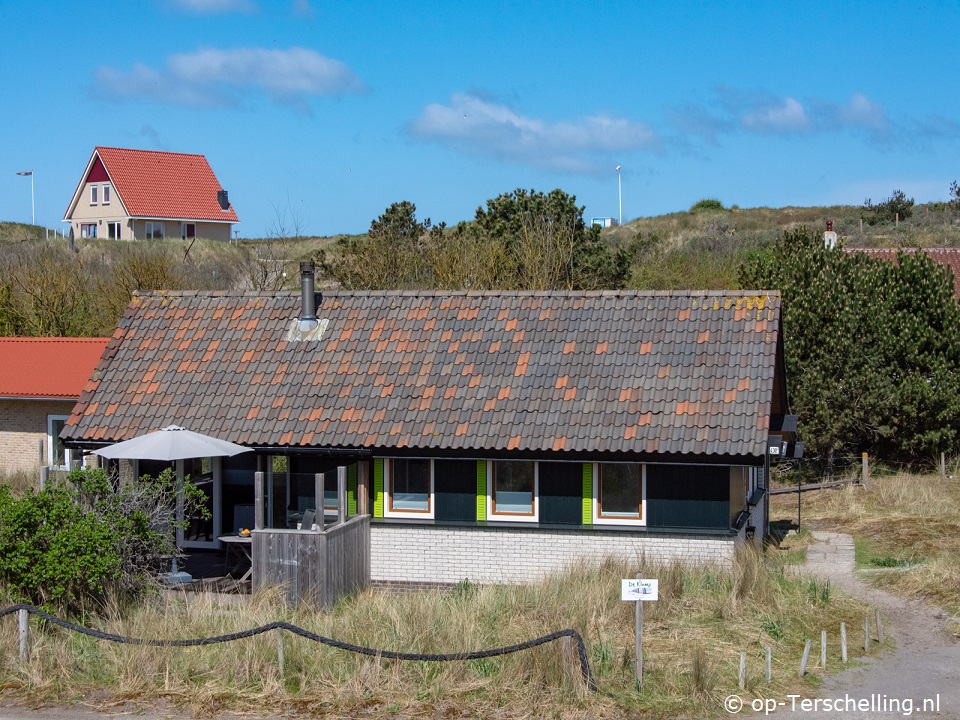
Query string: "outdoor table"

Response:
xmin=218 ymin=533 xmax=253 ymax=582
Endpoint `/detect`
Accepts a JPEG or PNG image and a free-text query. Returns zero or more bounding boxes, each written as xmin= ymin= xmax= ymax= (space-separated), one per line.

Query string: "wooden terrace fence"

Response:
xmin=251 ymin=465 xmax=371 ymax=607
xmin=252 ymin=515 xmax=370 ymax=607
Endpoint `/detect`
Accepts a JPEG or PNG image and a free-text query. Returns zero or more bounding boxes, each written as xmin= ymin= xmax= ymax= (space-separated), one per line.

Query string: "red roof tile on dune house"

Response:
xmin=63 ymin=147 xmax=238 ymax=243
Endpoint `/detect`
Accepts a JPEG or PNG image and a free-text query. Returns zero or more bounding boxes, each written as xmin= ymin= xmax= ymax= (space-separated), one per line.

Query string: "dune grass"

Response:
xmin=1 ymin=546 xmax=872 ymax=718
xmin=771 ymin=470 xmax=960 ymax=622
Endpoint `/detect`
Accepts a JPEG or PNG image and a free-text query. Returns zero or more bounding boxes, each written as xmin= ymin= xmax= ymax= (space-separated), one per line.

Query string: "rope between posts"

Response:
xmin=1 ymin=604 xmax=595 ymax=690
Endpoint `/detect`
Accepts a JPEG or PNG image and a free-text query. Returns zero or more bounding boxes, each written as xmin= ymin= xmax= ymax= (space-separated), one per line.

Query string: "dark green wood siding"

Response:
xmin=539 ymin=462 xmax=584 ymax=525
xmin=646 ymin=464 xmax=729 ymax=529
xmin=434 ymin=459 xmax=479 ymax=522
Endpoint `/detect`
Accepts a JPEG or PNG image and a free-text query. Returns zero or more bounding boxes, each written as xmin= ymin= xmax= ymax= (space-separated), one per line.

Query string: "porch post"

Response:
xmin=254 ymin=471 xmax=265 ymax=530
xmin=357 ymin=461 xmax=370 ymax=515
xmin=315 ymin=472 xmax=325 ymax=531
xmin=338 ymin=465 xmax=347 ymax=524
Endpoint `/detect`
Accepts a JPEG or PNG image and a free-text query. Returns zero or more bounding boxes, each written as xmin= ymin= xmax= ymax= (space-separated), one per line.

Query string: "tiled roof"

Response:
xmin=846 ymin=247 xmax=960 ymax=297
xmin=63 ymin=291 xmax=783 ymax=459
xmin=0 ymin=338 xmax=110 ymax=399
xmin=90 ymin=147 xmax=238 ymax=222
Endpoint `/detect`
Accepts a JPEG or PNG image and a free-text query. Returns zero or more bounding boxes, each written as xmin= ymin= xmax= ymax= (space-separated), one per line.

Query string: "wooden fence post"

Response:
xmin=561 ymin=635 xmax=573 ymax=686
xmin=739 ymin=651 xmax=746 ymax=690
xmin=276 ymin=627 xmax=284 ymax=680
xmin=875 ymin=609 xmax=884 ymax=645
xmin=840 ymin=622 xmax=848 ymax=663
xmin=864 ymin=616 xmax=871 ymax=653
xmin=765 ymin=646 xmax=772 ymax=683
xmin=820 ymin=630 xmax=827 ymax=670
xmin=861 ymin=453 xmax=869 ymax=485
xmin=799 ymin=640 xmax=812 ymax=676
xmin=942 ymin=453 xmax=947 ymax=479
xmin=18 ymin=609 xmax=30 ymax=663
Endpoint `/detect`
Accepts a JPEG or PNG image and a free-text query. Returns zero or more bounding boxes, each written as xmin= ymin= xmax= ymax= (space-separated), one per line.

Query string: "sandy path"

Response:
xmin=775 ymin=530 xmax=960 ymax=719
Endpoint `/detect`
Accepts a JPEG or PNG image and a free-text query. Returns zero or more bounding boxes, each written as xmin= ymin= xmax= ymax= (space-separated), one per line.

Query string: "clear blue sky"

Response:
xmin=2 ymin=1 xmax=959 ymax=237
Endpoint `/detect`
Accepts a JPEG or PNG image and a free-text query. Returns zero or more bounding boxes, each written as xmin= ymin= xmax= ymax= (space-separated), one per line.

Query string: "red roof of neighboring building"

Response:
xmin=0 ymin=338 xmax=109 ymax=399
xmin=65 ymin=146 xmax=239 ymax=223
xmin=846 ymin=247 xmax=960 ymax=298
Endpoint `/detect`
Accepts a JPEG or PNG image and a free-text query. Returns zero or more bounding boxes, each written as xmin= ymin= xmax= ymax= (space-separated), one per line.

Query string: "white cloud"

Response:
xmin=93 ymin=47 xmax=366 ymax=111
xmin=740 ymin=97 xmax=810 ymax=133
xmin=292 ymin=0 xmax=314 ymax=18
xmin=166 ymin=0 xmax=256 ymax=13
xmin=409 ymin=93 xmax=659 ymax=173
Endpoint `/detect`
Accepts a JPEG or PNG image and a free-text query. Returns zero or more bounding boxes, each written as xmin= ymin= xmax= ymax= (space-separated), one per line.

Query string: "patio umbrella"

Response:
xmin=92 ymin=426 xmax=252 ymax=585
xmin=92 ymin=425 xmax=252 ymax=461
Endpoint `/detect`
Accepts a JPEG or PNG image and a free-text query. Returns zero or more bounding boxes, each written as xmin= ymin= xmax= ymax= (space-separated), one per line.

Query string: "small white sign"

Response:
xmin=622 ymin=578 xmax=659 ymax=602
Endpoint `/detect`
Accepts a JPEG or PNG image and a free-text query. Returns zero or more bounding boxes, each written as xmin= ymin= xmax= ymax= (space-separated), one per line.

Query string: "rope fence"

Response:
xmin=1 ymin=604 xmax=596 ymax=690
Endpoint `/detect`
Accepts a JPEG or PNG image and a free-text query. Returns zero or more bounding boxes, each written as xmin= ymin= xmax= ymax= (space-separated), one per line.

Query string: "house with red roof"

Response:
xmin=61 ymin=264 xmax=799 ymax=586
xmin=0 ymin=337 xmax=109 ymax=476
xmin=62 ymin=147 xmax=239 ymax=243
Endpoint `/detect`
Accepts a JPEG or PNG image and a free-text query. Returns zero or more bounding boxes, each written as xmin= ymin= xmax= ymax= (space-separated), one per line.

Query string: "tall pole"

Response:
xmin=616 ymin=165 xmax=622 ymax=226
xmin=17 ymin=170 xmax=34 ymax=225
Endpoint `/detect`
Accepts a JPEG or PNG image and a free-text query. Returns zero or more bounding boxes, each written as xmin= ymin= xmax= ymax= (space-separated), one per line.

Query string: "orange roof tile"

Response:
xmin=0 ymin=338 xmax=109 ymax=398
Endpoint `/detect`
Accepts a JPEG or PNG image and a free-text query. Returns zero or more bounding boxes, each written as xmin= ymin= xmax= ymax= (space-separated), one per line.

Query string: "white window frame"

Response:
xmin=486 ymin=459 xmax=539 ymax=523
xmin=107 ymin=221 xmax=122 ymax=240
xmin=80 ymin=223 xmax=97 ymax=238
xmin=145 ymin=221 xmax=165 ymax=240
xmin=47 ymin=415 xmax=73 ymax=470
xmin=384 ymin=457 xmax=434 ymax=519
xmin=102 ymin=184 xmax=110 ymax=205
xmin=592 ymin=462 xmax=647 ymax=526
xmin=90 ymin=185 xmax=98 ymax=205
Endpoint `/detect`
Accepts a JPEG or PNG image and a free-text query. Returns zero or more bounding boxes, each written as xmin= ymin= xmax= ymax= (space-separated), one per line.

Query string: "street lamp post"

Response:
xmin=615 ymin=165 xmax=622 ymax=226
xmin=16 ymin=170 xmax=34 ymax=226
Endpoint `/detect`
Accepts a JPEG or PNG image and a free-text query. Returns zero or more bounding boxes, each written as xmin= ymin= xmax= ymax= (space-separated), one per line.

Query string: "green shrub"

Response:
xmin=690 ymin=198 xmax=726 ymax=212
xmin=0 ymin=467 xmax=207 ymax=614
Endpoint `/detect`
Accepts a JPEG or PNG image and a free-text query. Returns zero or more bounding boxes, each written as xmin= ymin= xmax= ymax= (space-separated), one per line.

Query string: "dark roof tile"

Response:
xmin=63 ymin=290 xmax=784 ymax=459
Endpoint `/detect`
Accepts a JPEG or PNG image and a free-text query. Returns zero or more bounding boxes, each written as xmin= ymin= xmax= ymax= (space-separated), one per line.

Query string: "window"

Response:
xmin=47 ymin=416 xmax=72 ymax=470
xmin=145 ymin=222 xmax=164 ymax=239
xmin=596 ymin=463 xmax=644 ymax=523
xmin=491 ymin=460 xmax=537 ymax=519
xmin=386 ymin=458 xmax=432 ymax=516
xmin=181 ymin=223 xmax=196 ymax=240
xmin=80 ymin=223 xmax=97 ymax=238
xmin=108 ymin=222 xmax=122 ymax=239
xmin=102 ymin=185 xmax=110 ymax=204
xmin=90 ymin=185 xmax=98 ymax=204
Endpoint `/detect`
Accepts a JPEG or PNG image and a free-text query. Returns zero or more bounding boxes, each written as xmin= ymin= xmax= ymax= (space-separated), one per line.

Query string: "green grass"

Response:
xmin=0 ymin=547 xmax=874 ymax=719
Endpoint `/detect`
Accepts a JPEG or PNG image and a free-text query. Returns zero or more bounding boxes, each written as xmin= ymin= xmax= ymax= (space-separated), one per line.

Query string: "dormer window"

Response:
xmin=90 ymin=186 xmax=98 ymax=205
xmin=102 ymin=185 xmax=110 ymax=205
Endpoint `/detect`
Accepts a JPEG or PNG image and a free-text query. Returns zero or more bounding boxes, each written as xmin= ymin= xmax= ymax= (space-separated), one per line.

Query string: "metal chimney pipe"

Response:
xmin=299 ymin=261 xmax=318 ymax=328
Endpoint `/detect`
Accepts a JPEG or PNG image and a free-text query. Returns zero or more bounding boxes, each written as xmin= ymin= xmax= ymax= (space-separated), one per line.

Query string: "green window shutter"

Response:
xmin=581 ymin=463 xmax=593 ymax=525
xmin=347 ymin=463 xmax=358 ymax=516
xmin=476 ymin=460 xmax=487 ymax=521
xmin=373 ymin=458 xmax=384 ymax=518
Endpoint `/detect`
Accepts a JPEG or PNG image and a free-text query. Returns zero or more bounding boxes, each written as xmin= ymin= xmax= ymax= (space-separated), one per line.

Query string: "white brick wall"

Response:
xmin=370 ymin=524 xmax=739 ymax=584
